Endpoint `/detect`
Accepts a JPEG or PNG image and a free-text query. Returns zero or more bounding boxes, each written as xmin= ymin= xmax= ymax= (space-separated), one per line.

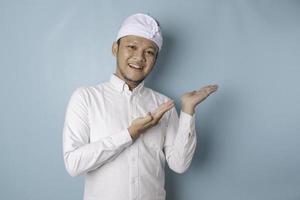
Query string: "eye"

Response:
xmin=127 ymin=45 xmax=136 ymax=50
xmin=145 ymin=50 xmax=155 ymax=56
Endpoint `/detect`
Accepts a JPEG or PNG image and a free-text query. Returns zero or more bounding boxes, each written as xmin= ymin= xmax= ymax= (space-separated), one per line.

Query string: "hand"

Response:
xmin=181 ymin=84 xmax=218 ymax=115
xmin=128 ymin=100 xmax=175 ymax=140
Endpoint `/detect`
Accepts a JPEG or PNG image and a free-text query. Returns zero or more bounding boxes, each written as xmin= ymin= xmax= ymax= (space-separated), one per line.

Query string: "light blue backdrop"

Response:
xmin=1 ymin=0 xmax=300 ymax=199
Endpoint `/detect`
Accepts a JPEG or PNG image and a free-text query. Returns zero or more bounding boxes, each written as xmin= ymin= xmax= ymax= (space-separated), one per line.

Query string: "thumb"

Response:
xmin=143 ymin=112 xmax=153 ymax=123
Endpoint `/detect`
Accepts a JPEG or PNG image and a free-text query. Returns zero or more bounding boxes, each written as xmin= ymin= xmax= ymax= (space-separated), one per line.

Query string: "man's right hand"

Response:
xmin=127 ymin=100 xmax=175 ymax=140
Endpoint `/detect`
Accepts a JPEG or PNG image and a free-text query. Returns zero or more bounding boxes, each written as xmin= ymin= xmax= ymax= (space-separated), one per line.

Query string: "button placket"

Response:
xmin=130 ymin=149 xmax=139 ymax=199
xmin=129 ymin=94 xmax=139 ymax=200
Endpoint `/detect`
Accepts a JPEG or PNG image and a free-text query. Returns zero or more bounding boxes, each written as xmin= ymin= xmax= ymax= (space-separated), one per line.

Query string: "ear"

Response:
xmin=112 ymin=42 xmax=118 ymax=57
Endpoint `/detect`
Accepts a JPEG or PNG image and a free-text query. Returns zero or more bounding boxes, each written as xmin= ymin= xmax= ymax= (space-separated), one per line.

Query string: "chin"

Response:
xmin=125 ymin=75 xmax=145 ymax=83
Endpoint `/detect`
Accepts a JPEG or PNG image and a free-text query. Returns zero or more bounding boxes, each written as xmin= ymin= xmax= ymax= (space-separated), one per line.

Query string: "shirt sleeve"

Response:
xmin=163 ymin=107 xmax=197 ymax=174
xmin=62 ymin=88 xmax=133 ymax=177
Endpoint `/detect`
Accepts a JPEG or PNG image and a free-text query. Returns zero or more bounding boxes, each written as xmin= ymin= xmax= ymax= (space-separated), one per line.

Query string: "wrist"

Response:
xmin=181 ymin=105 xmax=195 ymax=116
xmin=127 ymin=126 xmax=138 ymax=140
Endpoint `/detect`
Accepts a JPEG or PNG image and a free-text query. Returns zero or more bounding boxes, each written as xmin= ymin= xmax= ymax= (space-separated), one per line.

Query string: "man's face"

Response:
xmin=112 ymin=35 xmax=158 ymax=88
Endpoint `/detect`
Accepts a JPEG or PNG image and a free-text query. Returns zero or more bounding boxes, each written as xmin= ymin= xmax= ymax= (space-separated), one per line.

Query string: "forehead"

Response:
xmin=120 ymin=35 xmax=158 ymax=50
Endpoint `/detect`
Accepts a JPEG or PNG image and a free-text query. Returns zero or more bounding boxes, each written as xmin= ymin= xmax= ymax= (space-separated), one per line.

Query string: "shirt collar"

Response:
xmin=110 ymin=73 xmax=144 ymax=95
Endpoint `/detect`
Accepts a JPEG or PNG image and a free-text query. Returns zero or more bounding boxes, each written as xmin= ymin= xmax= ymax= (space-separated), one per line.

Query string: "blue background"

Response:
xmin=1 ymin=0 xmax=300 ymax=199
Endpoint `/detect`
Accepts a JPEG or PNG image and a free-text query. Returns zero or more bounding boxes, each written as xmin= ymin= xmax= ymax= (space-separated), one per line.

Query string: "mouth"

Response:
xmin=128 ymin=63 xmax=144 ymax=70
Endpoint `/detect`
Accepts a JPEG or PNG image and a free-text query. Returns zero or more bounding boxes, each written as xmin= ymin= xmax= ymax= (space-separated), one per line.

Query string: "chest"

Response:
xmin=88 ymin=93 xmax=168 ymax=149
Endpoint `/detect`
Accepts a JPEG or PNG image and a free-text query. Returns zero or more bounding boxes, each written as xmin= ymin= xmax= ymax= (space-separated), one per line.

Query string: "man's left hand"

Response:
xmin=181 ymin=84 xmax=219 ymax=115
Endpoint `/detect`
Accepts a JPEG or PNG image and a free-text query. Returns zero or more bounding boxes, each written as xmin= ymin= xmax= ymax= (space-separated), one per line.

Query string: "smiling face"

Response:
xmin=112 ymin=35 xmax=159 ymax=90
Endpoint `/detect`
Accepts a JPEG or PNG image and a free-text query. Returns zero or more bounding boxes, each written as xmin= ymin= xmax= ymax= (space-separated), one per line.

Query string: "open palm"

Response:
xmin=181 ymin=84 xmax=218 ymax=115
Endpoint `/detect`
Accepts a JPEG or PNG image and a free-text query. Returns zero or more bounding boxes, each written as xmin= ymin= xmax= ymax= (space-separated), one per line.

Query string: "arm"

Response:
xmin=164 ymin=83 xmax=218 ymax=173
xmin=62 ymin=88 xmax=133 ymax=177
xmin=164 ymin=108 xmax=197 ymax=174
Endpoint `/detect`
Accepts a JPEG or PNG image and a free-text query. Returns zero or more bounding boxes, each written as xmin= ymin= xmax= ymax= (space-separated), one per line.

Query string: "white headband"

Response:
xmin=116 ymin=13 xmax=163 ymax=51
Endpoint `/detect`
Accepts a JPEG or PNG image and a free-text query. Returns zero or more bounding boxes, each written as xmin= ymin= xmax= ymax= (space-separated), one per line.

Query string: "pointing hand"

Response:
xmin=128 ymin=100 xmax=175 ymax=140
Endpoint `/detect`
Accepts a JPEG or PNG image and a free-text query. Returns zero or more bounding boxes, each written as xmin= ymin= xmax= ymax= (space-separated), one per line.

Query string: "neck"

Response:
xmin=126 ymin=81 xmax=137 ymax=91
xmin=114 ymin=73 xmax=140 ymax=91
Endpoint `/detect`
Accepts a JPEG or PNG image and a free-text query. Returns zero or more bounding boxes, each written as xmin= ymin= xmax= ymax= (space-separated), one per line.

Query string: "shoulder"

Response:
xmin=69 ymin=83 xmax=106 ymax=103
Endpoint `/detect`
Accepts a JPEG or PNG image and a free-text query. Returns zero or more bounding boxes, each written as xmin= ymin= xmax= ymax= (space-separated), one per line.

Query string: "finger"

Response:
xmin=144 ymin=102 xmax=174 ymax=129
xmin=143 ymin=112 xmax=153 ymax=123
xmin=152 ymin=102 xmax=174 ymax=120
xmin=133 ymin=112 xmax=153 ymax=127
xmin=153 ymin=100 xmax=174 ymax=116
xmin=207 ymin=85 xmax=218 ymax=94
xmin=152 ymin=100 xmax=174 ymax=115
xmin=208 ymin=84 xmax=218 ymax=92
xmin=197 ymin=85 xmax=218 ymax=95
xmin=142 ymin=101 xmax=173 ymax=128
xmin=198 ymin=84 xmax=218 ymax=91
xmin=209 ymin=84 xmax=218 ymax=91
xmin=143 ymin=120 xmax=155 ymax=129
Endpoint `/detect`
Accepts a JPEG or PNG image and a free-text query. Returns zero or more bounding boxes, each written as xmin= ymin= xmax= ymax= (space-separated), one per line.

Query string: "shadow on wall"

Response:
xmin=147 ymin=26 xmax=238 ymax=199
xmin=165 ymin=86 xmax=235 ymax=200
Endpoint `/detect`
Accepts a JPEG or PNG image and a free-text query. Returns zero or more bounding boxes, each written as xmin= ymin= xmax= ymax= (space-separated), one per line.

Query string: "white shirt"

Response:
xmin=63 ymin=74 xmax=197 ymax=200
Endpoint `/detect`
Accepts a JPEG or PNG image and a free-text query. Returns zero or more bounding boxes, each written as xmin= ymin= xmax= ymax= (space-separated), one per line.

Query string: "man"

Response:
xmin=63 ymin=13 xmax=218 ymax=200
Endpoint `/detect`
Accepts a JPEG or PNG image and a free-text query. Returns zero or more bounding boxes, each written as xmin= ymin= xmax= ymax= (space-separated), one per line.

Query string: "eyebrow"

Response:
xmin=124 ymin=40 xmax=157 ymax=51
xmin=145 ymin=47 xmax=156 ymax=51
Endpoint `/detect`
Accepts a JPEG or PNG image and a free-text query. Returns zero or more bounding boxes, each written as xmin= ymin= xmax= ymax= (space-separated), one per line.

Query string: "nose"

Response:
xmin=133 ymin=50 xmax=146 ymax=62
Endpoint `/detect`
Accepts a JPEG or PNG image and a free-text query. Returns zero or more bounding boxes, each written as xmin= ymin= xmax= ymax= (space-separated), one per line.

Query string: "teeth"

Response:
xmin=129 ymin=64 xmax=142 ymax=69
